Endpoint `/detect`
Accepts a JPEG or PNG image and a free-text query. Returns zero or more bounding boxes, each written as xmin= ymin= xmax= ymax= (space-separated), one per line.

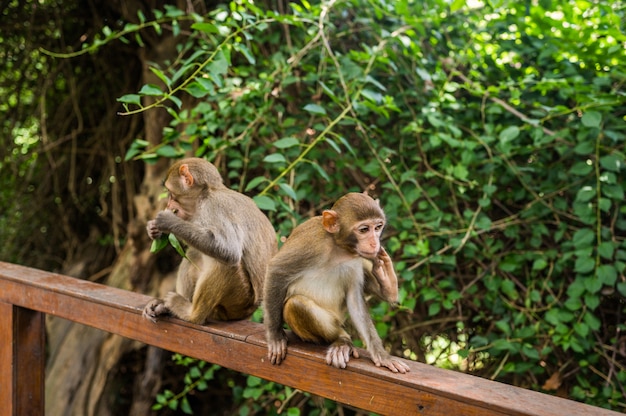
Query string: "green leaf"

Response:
xmin=522 ymin=344 xmax=540 ymax=360
xmin=428 ymin=302 xmax=441 ymax=316
xmin=596 ymin=264 xmax=617 ymax=286
xmin=572 ymin=228 xmax=595 ymax=247
xmin=149 ymin=67 xmax=171 ymax=88
xmin=263 ymin=153 xmax=287 ymax=163
xmin=169 ymin=233 xmax=186 ymax=258
xmin=287 ymin=407 xmax=301 ymax=416
xmin=308 ymin=161 xmax=330 ymax=181
xmin=150 ymin=236 xmax=169 ymax=253
xmin=184 ymin=81 xmax=210 ymax=98
xmin=575 ymin=186 xmax=595 ymax=203
xmin=234 ymin=43 xmax=256 ymax=64
xmin=574 ymin=322 xmax=589 ymax=338
xmin=191 ymin=22 xmax=219 ymax=33
xmin=244 ymin=176 xmax=267 ymax=192
xmin=450 ymin=0 xmax=466 ymax=11
xmin=532 ymin=258 xmax=548 ymax=271
xmin=583 ymin=312 xmax=601 ymax=330
xmin=168 ymin=398 xmax=179 ymax=410
xmin=597 ymin=242 xmax=615 ymax=259
xmin=117 ymin=94 xmax=141 ymax=105
xmin=581 ymin=111 xmax=602 ymax=128
xmin=139 ymin=84 xmax=163 ymax=96
xmin=208 ymin=49 xmax=229 ymax=77
xmin=599 ymin=154 xmax=623 ymax=172
xmin=168 ymin=95 xmax=182 ymax=109
xmin=574 ymin=140 xmax=595 ymax=155
xmin=501 ymin=279 xmax=518 ymax=300
xmin=245 ymin=376 xmax=261 ymax=387
xmin=253 ymin=195 xmax=276 ymax=211
xmin=499 ymin=126 xmax=520 ymax=143
xmin=303 ymin=103 xmax=326 ymax=115
xmin=602 ymin=184 xmax=624 ymax=200
xmin=181 ymin=397 xmax=193 ymax=415
xmin=361 ymin=88 xmax=383 ymax=103
xmin=584 ymin=276 xmax=603 ymax=293
xmin=574 ymin=256 xmax=595 ymax=274
xmin=156 ymin=145 xmax=180 ymax=158
xmin=278 ymin=183 xmax=298 ymax=201
xmin=273 ymin=137 xmax=300 ymax=149
xmin=470 ymin=335 xmax=489 ymax=347
xmin=568 ymin=161 xmax=593 ymax=176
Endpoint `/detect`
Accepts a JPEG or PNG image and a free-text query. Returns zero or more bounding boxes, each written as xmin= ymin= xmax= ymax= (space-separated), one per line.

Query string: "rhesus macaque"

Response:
xmin=264 ymin=193 xmax=410 ymax=373
xmin=143 ymin=158 xmax=277 ymax=324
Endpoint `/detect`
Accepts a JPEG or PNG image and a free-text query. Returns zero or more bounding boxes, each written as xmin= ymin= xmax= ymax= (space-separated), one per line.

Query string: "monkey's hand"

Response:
xmin=153 ymin=210 xmax=181 ymax=235
xmin=142 ymin=298 xmax=169 ymax=323
xmin=371 ymin=247 xmax=399 ymax=304
xmin=326 ymin=339 xmax=359 ymax=369
xmin=370 ymin=351 xmax=411 ymax=374
xmin=267 ymin=330 xmax=288 ymax=365
xmin=146 ymin=219 xmax=163 ymax=240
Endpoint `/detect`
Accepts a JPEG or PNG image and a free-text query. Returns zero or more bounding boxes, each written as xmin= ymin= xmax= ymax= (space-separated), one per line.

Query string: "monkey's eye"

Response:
xmin=375 ymin=223 xmax=384 ymax=231
xmin=358 ymin=226 xmax=370 ymax=234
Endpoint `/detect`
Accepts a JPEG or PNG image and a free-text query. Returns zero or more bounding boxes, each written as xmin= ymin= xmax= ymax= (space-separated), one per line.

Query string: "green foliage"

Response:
xmin=153 ymin=354 xmax=219 ymax=414
xmin=79 ymin=0 xmax=625 ymax=412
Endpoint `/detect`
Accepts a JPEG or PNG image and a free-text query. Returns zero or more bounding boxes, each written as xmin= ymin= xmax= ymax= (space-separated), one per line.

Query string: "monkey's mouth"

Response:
xmin=358 ymin=250 xmax=379 ymax=259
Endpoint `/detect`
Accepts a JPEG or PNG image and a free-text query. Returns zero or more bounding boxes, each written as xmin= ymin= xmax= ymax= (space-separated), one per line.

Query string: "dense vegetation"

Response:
xmin=2 ymin=0 xmax=625 ymax=414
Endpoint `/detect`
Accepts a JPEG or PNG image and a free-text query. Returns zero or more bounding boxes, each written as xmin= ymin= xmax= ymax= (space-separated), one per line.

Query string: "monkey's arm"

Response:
xmin=153 ymin=210 xmax=243 ymax=265
xmin=346 ymin=281 xmax=410 ymax=373
xmin=364 ymin=247 xmax=399 ymax=304
xmin=263 ymin=266 xmax=293 ymax=364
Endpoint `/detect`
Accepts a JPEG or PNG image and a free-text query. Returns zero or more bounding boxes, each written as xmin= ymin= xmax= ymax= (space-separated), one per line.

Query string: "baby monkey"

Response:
xmin=264 ymin=192 xmax=409 ymax=373
xmin=143 ymin=158 xmax=277 ymax=324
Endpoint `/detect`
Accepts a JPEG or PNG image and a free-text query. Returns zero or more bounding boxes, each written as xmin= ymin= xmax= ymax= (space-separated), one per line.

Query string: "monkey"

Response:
xmin=263 ymin=192 xmax=410 ymax=373
xmin=142 ymin=157 xmax=277 ymax=324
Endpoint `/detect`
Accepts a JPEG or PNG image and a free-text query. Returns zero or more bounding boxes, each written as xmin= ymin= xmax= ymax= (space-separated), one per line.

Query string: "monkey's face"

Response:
xmin=164 ymin=189 xmax=197 ymax=221
xmin=164 ymin=172 xmax=202 ymax=221
xmin=348 ymin=218 xmax=384 ymax=259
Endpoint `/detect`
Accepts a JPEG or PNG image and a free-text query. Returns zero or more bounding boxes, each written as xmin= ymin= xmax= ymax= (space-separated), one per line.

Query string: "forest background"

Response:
xmin=1 ymin=0 xmax=625 ymax=414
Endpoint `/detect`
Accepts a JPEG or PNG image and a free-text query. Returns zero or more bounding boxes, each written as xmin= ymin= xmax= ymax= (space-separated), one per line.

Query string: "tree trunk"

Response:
xmin=44 ymin=4 xmax=188 ymax=413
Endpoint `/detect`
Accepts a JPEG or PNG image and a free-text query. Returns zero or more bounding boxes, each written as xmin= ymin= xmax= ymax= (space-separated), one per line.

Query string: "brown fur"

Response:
xmin=143 ymin=158 xmax=277 ymax=324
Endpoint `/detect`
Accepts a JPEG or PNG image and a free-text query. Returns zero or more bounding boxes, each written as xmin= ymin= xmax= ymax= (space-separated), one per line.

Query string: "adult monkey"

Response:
xmin=143 ymin=157 xmax=277 ymax=324
xmin=264 ymin=192 xmax=410 ymax=373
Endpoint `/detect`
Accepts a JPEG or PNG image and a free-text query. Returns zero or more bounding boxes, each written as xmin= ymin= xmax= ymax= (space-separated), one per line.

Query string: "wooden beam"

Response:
xmin=0 ymin=301 xmax=45 ymax=416
xmin=0 ymin=261 xmax=620 ymax=416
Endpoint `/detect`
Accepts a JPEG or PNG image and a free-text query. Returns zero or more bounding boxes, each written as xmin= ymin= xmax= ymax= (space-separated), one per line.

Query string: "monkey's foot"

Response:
xmin=267 ymin=332 xmax=289 ymax=365
xmin=142 ymin=298 xmax=169 ymax=323
xmin=374 ymin=356 xmax=411 ymax=374
xmin=326 ymin=342 xmax=359 ymax=369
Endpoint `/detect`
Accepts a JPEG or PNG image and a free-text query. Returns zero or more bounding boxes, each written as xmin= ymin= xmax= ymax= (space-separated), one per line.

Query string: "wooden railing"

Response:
xmin=0 ymin=261 xmax=620 ymax=416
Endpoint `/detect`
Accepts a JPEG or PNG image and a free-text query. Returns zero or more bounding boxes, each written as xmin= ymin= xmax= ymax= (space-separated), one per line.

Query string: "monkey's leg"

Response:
xmin=172 ymin=263 xmax=255 ymax=324
xmin=283 ymin=295 xmax=348 ymax=343
xmin=284 ymin=296 xmax=360 ymax=368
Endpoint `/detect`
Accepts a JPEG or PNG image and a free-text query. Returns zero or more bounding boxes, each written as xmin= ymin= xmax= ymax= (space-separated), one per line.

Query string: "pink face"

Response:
xmin=164 ymin=185 xmax=195 ymax=221
xmin=353 ymin=219 xmax=384 ymax=259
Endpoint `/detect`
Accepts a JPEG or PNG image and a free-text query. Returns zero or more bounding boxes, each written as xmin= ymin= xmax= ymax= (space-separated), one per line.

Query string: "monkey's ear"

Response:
xmin=179 ymin=164 xmax=194 ymax=188
xmin=322 ymin=210 xmax=340 ymax=234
